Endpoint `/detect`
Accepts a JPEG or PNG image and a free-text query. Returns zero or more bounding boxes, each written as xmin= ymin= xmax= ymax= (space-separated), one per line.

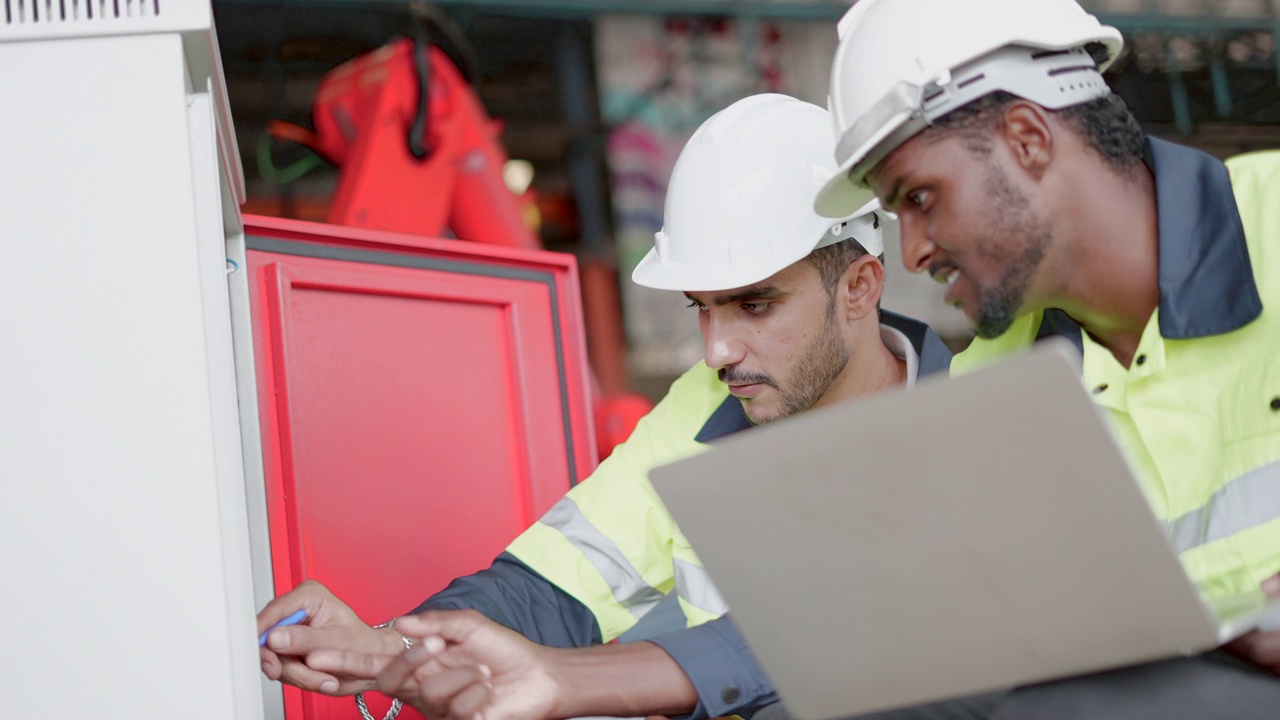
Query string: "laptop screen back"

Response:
xmin=649 ymin=341 xmax=1216 ymax=719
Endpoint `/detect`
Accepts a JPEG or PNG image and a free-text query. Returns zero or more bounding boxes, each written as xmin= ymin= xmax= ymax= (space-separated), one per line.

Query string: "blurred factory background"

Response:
xmin=213 ymin=0 xmax=1280 ymax=399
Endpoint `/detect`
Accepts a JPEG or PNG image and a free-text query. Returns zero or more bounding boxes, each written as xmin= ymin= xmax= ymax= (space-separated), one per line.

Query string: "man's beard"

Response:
xmin=970 ymin=162 xmax=1053 ymax=339
xmin=721 ymin=301 xmax=851 ymax=426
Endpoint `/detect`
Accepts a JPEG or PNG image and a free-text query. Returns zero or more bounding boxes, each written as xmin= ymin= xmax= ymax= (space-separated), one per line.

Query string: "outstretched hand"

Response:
xmin=307 ymin=609 xmax=563 ymax=720
xmin=257 ymin=580 xmax=406 ymax=695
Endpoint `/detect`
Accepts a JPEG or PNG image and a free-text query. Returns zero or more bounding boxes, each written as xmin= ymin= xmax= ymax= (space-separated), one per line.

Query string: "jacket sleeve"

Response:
xmin=505 ymin=363 xmax=730 ymax=643
xmin=415 ymin=363 xmax=729 ymax=650
xmin=411 ymin=551 xmax=601 ymax=648
xmin=649 ymin=615 xmax=778 ymax=720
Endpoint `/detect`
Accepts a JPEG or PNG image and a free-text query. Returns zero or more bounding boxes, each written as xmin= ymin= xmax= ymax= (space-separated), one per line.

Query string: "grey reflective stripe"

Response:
xmin=674 ymin=557 xmax=730 ymax=616
xmin=1166 ymin=458 xmax=1280 ymax=555
xmin=615 ymin=592 xmax=689 ymax=643
xmin=540 ymin=496 xmax=665 ymax=619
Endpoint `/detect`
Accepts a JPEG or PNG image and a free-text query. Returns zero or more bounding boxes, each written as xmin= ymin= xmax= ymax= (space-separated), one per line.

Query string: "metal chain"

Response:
xmin=354 ymin=618 xmax=415 ymax=720
xmin=354 ymin=691 xmax=403 ymax=720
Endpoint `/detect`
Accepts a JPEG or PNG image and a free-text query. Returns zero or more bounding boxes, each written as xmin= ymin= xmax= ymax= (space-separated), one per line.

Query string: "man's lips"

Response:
xmin=728 ymin=382 xmax=766 ymax=398
xmin=722 ymin=372 xmax=773 ymax=398
xmin=944 ymin=272 xmax=962 ymax=305
xmin=931 ymin=264 xmax=963 ymax=306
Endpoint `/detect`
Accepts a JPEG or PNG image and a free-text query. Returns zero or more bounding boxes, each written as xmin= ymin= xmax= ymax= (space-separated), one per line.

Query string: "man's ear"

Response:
xmin=1000 ymin=101 xmax=1054 ymax=180
xmin=840 ymin=255 xmax=885 ymax=322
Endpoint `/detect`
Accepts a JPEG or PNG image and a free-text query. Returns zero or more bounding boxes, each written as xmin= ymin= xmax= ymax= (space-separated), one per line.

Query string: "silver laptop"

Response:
xmin=649 ymin=339 xmax=1280 ymax=720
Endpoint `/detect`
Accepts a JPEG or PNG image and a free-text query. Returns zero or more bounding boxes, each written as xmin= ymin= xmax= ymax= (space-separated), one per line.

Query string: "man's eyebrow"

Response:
xmin=712 ymin=284 xmax=786 ymax=306
xmin=882 ymin=177 xmax=906 ymax=211
xmin=868 ymin=163 xmax=905 ymax=211
xmin=684 ymin=285 xmax=787 ymax=307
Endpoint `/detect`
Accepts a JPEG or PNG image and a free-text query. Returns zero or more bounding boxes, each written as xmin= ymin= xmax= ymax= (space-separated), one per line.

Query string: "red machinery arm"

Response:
xmin=269 ymin=34 xmax=652 ymax=459
xmin=296 ymin=37 xmax=539 ymax=249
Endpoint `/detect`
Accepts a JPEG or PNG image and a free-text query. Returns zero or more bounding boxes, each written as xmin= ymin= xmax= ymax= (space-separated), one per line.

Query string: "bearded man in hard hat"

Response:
xmin=807 ymin=0 xmax=1280 ymax=717
xmin=257 ymin=93 xmax=951 ymax=720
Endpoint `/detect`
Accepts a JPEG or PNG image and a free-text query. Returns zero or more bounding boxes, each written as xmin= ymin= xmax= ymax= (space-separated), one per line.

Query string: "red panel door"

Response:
xmin=244 ymin=216 xmax=597 ymax=720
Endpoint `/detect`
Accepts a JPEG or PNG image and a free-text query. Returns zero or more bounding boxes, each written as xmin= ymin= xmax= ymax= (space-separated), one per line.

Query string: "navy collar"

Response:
xmin=694 ymin=310 xmax=952 ymax=443
xmin=1143 ymin=138 xmax=1260 ymax=338
xmin=1028 ymin=138 xmax=1260 ymax=346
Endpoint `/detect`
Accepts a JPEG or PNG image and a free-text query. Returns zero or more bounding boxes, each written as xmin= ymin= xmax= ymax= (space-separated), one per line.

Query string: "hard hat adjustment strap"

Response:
xmin=817 ymin=211 xmax=883 ymax=256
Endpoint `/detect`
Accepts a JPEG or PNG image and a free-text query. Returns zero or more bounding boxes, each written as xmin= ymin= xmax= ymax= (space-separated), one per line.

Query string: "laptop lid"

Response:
xmin=649 ymin=340 xmax=1219 ymax=719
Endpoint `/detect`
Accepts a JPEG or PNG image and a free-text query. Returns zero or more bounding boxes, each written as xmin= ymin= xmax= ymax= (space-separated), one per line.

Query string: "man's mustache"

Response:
xmin=719 ymin=368 xmax=777 ymax=389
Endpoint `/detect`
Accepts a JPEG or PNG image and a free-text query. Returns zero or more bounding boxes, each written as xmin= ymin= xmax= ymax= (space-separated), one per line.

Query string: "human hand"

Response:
xmin=308 ymin=609 xmax=562 ymax=720
xmin=1224 ymin=574 xmax=1280 ymax=674
xmin=257 ymin=579 xmax=406 ymax=695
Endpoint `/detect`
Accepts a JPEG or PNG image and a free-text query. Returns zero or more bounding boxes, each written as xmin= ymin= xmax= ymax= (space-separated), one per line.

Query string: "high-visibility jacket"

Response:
xmin=953 ymin=139 xmax=1280 ymax=599
xmin=416 ymin=311 xmax=952 ymax=719
xmin=505 ymin=312 xmax=950 ymax=634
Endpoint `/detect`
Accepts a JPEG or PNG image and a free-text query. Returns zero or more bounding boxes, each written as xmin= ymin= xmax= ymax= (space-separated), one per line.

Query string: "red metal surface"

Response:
xmin=268 ymin=38 xmax=653 ymax=461
xmin=245 ymin=215 xmax=597 ymax=720
xmin=579 ymin=260 xmax=652 ymax=458
xmin=307 ymin=39 xmax=539 ymax=249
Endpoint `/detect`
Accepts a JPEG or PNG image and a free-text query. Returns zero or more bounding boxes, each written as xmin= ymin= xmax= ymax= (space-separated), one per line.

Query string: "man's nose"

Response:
xmin=703 ymin=319 xmax=746 ymax=371
xmin=899 ymin=215 xmax=936 ymax=274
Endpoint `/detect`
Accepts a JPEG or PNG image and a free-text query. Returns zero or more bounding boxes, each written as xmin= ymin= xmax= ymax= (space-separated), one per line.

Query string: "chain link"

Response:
xmin=354 ymin=618 xmax=415 ymax=720
xmin=355 ymin=691 xmax=403 ymax=720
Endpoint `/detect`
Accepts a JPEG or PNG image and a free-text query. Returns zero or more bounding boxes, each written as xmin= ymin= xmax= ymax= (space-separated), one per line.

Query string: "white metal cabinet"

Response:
xmin=0 ymin=3 xmax=273 ymax=717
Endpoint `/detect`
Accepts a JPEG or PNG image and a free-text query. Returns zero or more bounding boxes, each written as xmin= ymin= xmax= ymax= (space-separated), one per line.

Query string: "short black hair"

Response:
xmin=804 ymin=226 xmax=879 ymax=297
xmin=921 ymin=90 xmax=1145 ymax=177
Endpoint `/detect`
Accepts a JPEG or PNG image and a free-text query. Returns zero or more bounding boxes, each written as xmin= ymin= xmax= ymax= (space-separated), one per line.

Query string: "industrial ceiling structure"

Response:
xmin=211 ymin=0 xmax=1280 ymax=378
xmin=214 ymin=0 xmax=1280 ymax=215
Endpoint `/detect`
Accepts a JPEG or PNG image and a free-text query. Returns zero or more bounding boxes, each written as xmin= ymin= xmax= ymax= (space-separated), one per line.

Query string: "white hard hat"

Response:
xmin=815 ymin=0 xmax=1124 ymax=218
xmin=632 ymin=93 xmax=884 ymax=292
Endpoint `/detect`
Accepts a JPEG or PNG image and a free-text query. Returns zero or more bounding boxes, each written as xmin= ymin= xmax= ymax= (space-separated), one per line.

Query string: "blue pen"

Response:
xmin=259 ymin=609 xmax=308 ymax=647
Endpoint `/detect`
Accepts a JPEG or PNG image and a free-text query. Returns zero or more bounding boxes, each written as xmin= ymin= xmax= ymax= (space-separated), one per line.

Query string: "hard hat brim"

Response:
xmin=631 ymin=246 xmax=810 ymax=292
xmin=633 ymin=202 xmax=884 ymax=292
xmin=815 ymin=164 xmax=878 ymax=220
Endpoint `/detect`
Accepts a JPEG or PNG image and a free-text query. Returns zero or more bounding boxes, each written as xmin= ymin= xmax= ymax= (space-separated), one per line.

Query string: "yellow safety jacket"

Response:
xmin=954 ymin=139 xmax=1280 ymax=599
xmin=510 ymin=358 xmax=729 ymax=641
xmin=490 ymin=312 xmax=950 ymax=718
xmin=507 ymin=312 xmax=952 ymax=643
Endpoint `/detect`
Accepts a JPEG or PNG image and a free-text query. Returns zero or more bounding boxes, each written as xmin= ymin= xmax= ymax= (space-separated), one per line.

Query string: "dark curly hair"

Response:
xmin=921 ymin=91 xmax=1145 ymax=178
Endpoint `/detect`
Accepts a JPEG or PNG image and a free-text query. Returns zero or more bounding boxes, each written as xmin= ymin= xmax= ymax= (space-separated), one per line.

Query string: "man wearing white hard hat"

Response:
xmin=257 ymin=93 xmax=952 ymax=720
xmin=811 ymin=0 xmax=1280 ymax=717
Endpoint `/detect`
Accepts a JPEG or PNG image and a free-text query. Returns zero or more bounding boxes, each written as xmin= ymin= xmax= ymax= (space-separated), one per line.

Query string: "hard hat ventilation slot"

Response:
xmin=1084 ymin=42 xmax=1111 ymax=66
xmin=1048 ymin=65 xmax=1099 ymax=77
xmin=3 ymin=0 xmax=159 ymax=23
xmin=956 ymin=74 xmax=986 ymax=90
xmin=1030 ymin=49 xmax=1074 ymax=61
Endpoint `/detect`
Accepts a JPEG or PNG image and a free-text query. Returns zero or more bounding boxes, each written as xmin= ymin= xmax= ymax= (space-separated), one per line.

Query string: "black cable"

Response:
xmin=407 ymin=0 xmax=434 ymax=160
